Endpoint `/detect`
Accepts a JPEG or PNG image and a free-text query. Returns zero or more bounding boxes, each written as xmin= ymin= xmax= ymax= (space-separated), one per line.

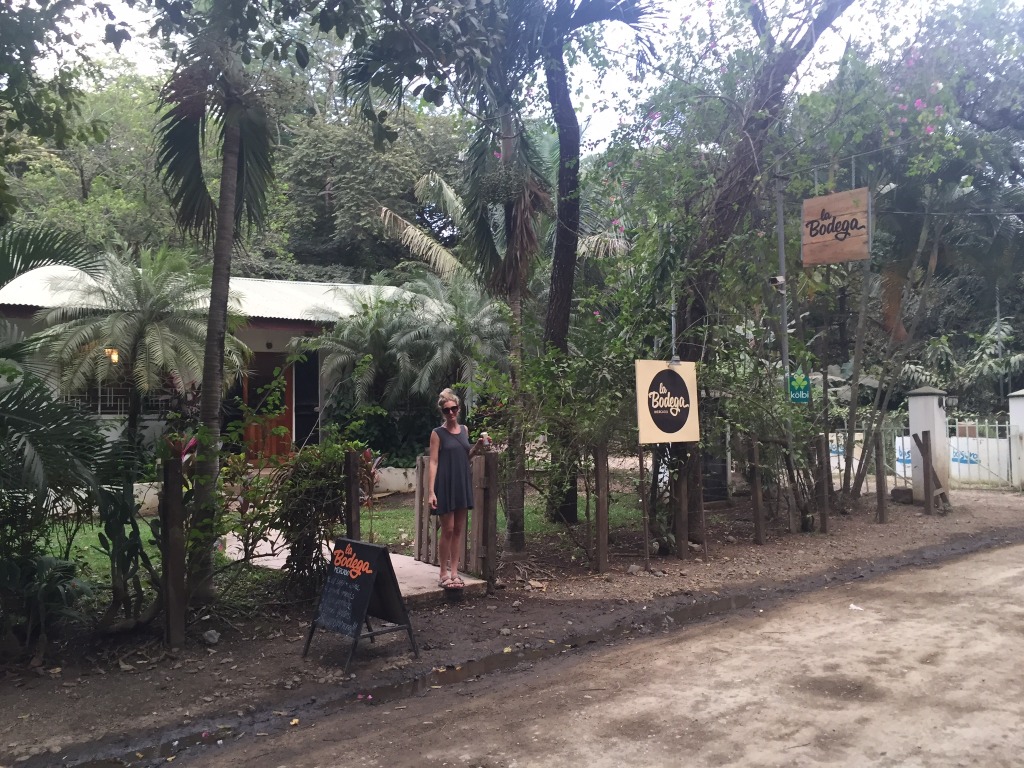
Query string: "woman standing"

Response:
xmin=427 ymin=388 xmax=487 ymax=589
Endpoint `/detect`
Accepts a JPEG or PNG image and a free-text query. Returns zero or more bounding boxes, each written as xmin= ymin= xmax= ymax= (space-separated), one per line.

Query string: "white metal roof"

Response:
xmin=0 ymin=266 xmax=401 ymax=322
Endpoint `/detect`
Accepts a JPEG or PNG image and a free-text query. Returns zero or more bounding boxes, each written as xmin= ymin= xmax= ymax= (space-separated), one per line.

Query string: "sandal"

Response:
xmin=438 ymin=576 xmax=453 ymax=588
xmin=448 ymin=575 xmax=465 ymax=589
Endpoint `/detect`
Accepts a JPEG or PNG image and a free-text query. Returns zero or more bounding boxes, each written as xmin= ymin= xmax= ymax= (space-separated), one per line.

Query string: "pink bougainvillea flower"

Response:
xmin=898 ymin=103 xmax=908 ymax=110
xmin=914 ymin=98 xmax=926 ymax=110
xmin=934 ymin=105 xmax=944 ymax=117
xmin=493 ymin=151 xmax=501 ymax=159
xmin=924 ymin=125 xmax=935 ymax=135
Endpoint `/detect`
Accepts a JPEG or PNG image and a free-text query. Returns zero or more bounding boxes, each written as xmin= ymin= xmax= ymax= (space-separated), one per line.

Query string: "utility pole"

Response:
xmin=775 ymin=173 xmax=790 ymax=396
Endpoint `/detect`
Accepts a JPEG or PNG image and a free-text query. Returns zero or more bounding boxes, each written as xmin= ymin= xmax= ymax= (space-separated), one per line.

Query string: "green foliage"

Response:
xmin=274 ymin=433 xmax=360 ymax=595
xmin=274 ymin=113 xmax=469 ymax=276
xmin=8 ymin=69 xmax=181 ymax=249
xmin=0 ymin=554 xmax=91 ymax=661
xmin=218 ymin=369 xmax=291 ymax=566
xmin=302 ymin=271 xmax=508 ymax=464
xmin=0 ymin=0 xmax=107 ymax=222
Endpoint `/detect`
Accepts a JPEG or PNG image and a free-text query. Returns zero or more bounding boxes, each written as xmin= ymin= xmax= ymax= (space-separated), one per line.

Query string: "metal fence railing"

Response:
xmin=943 ymin=418 xmax=1012 ymax=488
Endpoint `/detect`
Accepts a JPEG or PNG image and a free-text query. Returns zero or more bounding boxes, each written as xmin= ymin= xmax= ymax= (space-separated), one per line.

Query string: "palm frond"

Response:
xmin=0 ymin=228 xmax=99 ymax=286
xmin=156 ymin=65 xmax=217 ymax=239
xmin=381 ymin=207 xmax=465 ymax=281
xmin=233 ymin=103 xmax=275 ymax=232
xmin=0 ymin=374 xmax=102 ymax=494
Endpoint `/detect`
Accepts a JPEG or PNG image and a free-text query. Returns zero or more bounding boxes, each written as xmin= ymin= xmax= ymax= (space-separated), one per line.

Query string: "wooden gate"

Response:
xmin=413 ymin=452 xmax=498 ymax=587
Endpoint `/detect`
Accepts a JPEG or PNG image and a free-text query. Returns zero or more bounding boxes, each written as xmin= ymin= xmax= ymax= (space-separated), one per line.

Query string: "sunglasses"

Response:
xmin=441 ymin=405 xmax=459 ymax=414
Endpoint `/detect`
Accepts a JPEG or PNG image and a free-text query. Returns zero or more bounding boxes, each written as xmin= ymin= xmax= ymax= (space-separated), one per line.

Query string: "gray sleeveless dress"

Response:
xmin=432 ymin=425 xmax=474 ymax=515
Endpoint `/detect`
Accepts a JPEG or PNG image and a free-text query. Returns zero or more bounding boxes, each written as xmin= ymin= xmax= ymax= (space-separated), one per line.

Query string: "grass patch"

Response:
xmin=335 ymin=503 xmax=417 ymax=553
xmin=517 ymin=496 xmax=643 ymax=538
xmin=51 ymin=520 xmax=162 ymax=581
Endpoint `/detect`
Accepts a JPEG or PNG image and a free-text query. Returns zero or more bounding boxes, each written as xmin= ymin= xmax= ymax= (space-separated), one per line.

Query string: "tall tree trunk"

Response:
xmin=499 ymin=108 xmax=528 ymax=552
xmin=541 ymin=18 xmax=580 ymax=526
xmin=541 ymin=30 xmax=581 ymax=353
xmin=505 ymin=278 xmax=527 ymax=551
xmin=674 ymin=0 xmax=859 ymax=357
xmin=189 ymin=118 xmax=240 ymax=603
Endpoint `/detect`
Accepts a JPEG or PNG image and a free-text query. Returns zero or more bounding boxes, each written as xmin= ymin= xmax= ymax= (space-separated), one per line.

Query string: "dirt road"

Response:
xmin=185 ymin=543 xmax=1024 ymax=768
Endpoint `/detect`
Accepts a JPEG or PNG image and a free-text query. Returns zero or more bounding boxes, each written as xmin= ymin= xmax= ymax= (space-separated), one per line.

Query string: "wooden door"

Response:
xmin=243 ymin=353 xmax=294 ymax=459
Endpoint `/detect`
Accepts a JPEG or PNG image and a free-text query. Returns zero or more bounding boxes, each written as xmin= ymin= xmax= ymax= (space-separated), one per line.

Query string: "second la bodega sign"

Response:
xmin=635 ymin=360 xmax=700 ymax=444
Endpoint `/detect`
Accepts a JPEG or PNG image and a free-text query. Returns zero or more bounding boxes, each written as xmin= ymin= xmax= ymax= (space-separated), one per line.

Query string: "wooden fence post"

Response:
xmin=751 ymin=437 xmax=765 ymax=545
xmin=875 ymin=429 xmax=887 ymax=523
xmin=818 ymin=434 xmax=829 ymax=535
xmin=483 ymin=452 xmax=498 ymax=590
xmin=345 ymin=450 xmax=361 ymax=540
xmin=162 ymin=451 xmax=186 ymax=648
xmin=413 ymin=455 xmax=437 ymax=564
xmin=414 ymin=455 xmax=426 ymax=560
xmin=672 ymin=451 xmax=687 ymax=560
xmin=470 ymin=455 xmax=485 ymax=573
xmin=922 ymin=430 xmax=934 ymax=514
xmin=594 ymin=443 xmax=610 ymax=573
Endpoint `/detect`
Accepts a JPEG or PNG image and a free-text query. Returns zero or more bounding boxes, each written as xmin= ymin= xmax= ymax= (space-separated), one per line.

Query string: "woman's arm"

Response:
xmin=427 ymin=429 xmax=440 ymax=509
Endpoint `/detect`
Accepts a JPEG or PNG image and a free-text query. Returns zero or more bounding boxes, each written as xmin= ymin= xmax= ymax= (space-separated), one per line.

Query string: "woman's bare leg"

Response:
xmin=438 ymin=512 xmax=455 ymax=583
xmin=449 ymin=509 xmax=468 ymax=584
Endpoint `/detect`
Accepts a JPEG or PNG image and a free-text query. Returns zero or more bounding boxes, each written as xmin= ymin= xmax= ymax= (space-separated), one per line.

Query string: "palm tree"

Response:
xmin=383 ymin=159 xmax=544 ymax=549
xmin=39 ymin=249 xmax=250 ymax=459
xmin=303 ymin=276 xmax=508 ymax=409
xmin=0 ymin=227 xmax=103 ymax=567
xmin=36 ymin=247 xmax=250 ymax=628
xmin=154 ymin=6 xmax=274 ymax=600
xmin=383 ymin=139 xmax=626 ymax=542
xmin=304 ymin=286 xmax=418 ymax=411
xmin=394 ymin=271 xmax=509 ymax=402
xmin=0 ymin=228 xmax=103 ymax=493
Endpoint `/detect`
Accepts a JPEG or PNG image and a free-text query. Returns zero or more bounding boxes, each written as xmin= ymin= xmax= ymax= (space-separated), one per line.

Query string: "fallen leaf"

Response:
xmin=289 ymin=718 xmax=300 ymax=726
xmin=503 ymin=647 xmax=512 ymax=654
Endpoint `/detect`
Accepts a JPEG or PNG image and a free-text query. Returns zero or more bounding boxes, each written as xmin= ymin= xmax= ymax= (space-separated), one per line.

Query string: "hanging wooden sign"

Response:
xmin=635 ymin=360 xmax=700 ymax=444
xmin=801 ymin=187 xmax=871 ymax=266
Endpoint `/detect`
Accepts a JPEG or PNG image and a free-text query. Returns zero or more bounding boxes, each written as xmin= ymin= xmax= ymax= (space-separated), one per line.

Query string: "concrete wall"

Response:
xmin=376 ymin=466 xmax=416 ymax=494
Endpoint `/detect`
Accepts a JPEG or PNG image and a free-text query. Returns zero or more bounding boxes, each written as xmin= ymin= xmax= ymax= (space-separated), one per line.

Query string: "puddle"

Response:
xmin=52 ymin=594 xmax=751 ymax=767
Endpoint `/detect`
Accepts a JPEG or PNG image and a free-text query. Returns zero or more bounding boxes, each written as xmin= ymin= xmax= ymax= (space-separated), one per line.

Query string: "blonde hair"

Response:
xmin=437 ymin=388 xmax=460 ymax=410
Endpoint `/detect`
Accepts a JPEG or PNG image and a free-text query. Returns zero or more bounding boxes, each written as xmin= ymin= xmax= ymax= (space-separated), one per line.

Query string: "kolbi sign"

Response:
xmin=635 ymin=360 xmax=700 ymax=444
xmin=789 ymin=370 xmax=810 ymax=403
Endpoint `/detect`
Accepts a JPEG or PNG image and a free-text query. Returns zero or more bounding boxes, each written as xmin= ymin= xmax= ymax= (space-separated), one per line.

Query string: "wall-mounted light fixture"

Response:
xmin=104 ymin=347 xmax=119 ymax=365
xmin=945 ymin=395 xmax=958 ymax=409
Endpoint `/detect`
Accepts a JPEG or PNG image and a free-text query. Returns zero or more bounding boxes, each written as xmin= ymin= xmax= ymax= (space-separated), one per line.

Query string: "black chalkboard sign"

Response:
xmin=302 ymin=539 xmax=418 ymax=672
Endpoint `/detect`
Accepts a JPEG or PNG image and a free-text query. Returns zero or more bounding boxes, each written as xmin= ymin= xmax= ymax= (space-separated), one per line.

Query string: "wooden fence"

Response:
xmin=413 ymin=452 xmax=499 ymax=588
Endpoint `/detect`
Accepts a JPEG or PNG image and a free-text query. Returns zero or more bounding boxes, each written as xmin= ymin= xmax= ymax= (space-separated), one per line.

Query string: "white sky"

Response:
xmin=59 ymin=0 xmax=931 ymax=148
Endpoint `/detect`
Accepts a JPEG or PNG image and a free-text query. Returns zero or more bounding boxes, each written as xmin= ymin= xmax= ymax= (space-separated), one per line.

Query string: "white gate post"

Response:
xmin=908 ymin=387 xmax=948 ymax=504
xmin=1009 ymin=389 xmax=1024 ymax=491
